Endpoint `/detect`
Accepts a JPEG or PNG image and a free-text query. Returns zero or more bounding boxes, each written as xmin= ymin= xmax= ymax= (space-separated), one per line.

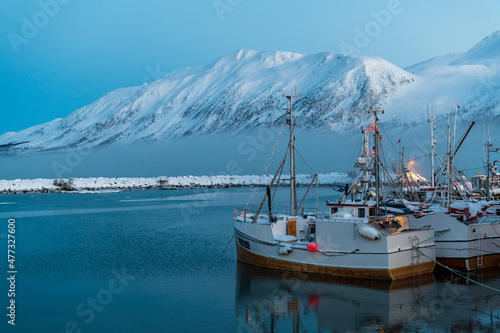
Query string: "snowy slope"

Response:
xmin=400 ymin=31 xmax=500 ymax=122
xmin=0 ymin=50 xmax=414 ymax=152
xmin=2 ymin=31 xmax=500 ymax=153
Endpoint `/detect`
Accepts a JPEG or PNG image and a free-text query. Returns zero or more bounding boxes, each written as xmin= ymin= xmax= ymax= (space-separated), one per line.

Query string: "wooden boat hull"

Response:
xmin=236 ymin=241 xmax=435 ymax=280
xmin=410 ymin=211 xmax=500 ymax=271
xmin=437 ymin=254 xmax=500 ymax=271
xmin=234 ymin=220 xmax=436 ymax=280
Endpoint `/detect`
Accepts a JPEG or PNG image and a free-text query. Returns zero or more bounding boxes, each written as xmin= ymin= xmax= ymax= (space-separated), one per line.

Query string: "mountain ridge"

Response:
xmin=2 ymin=31 xmax=500 ymax=153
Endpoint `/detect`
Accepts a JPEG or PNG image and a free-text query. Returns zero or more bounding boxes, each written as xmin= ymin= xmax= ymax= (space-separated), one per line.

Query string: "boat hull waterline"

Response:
xmin=413 ymin=209 xmax=500 ymax=271
xmin=234 ymin=221 xmax=436 ymax=280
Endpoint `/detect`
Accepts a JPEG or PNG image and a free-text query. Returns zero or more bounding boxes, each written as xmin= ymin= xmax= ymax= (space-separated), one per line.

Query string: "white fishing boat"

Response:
xmin=233 ymin=93 xmax=436 ymax=280
xmin=401 ymin=111 xmax=500 ymax=271
xmin=413 ymin=202 xmax=500 ymax=271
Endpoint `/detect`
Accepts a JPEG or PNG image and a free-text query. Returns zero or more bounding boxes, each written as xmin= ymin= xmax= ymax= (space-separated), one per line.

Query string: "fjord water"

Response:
xmin=1 ymin=188 xmax=500 ymax=332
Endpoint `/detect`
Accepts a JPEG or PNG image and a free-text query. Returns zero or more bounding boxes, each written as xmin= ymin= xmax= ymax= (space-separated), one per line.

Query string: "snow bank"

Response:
xmin=0 ymin=172 xmax=349 ymax=194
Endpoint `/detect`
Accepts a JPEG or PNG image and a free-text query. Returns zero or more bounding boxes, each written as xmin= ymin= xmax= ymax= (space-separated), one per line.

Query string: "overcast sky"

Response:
xmin=1 ymin=0 xmax=499 ymax=134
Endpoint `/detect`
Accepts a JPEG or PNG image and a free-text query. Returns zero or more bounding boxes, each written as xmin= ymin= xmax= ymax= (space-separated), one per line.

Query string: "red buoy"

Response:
xmin=307 ymin=242 xmax=317 ymax=252
xmin=308 ymin=294 xmax=319 ymax=307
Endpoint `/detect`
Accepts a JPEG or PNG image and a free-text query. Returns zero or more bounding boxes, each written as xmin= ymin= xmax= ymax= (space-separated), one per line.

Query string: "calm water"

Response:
xmin=1 ymin=187 xmax=500 ymax=333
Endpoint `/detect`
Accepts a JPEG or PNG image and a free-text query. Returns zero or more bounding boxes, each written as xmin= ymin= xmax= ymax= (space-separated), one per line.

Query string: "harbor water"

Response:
xmin=1 ymin=187 xmax=499 ymax=332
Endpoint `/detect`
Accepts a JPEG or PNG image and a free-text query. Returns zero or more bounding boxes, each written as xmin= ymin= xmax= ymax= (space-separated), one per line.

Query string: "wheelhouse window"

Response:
xmin=358 ymin=208 xmax=366 ymax=218
xmin=330 ymin=207 xmax=338 ymax=214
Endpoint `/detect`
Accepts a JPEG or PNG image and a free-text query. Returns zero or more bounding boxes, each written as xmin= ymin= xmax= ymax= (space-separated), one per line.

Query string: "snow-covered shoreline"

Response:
xmin=0 ymin=173 xmax=350 ymax=194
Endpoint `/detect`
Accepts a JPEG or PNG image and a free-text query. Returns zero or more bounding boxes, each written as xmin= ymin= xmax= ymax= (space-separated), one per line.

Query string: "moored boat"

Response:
xmin=233 ymin=93 xmax=436 ymax=280
xmin=399 ymin=111 xmax=500 ymax=271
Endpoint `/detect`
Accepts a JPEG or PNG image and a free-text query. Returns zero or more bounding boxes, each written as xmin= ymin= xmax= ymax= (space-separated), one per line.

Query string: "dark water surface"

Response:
xmin=1 ymin=188 xmax=500 ymax=332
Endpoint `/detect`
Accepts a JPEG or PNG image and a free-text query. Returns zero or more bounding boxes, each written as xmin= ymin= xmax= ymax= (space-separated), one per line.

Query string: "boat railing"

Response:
xmin=480 ymin=214 xmax=500 ymax=224
xmin=318 ymin=216 xmax=362 ymax=224
xmin=234 ymin=205 xmax=320 ymax=222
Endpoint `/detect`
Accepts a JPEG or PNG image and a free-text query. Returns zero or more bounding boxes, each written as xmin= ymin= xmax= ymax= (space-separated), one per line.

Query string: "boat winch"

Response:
xmin=278 ymin=243 xmax=293 ymax=255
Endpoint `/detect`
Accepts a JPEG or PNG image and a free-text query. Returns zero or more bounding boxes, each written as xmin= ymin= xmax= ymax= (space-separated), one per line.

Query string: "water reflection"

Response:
xmin=430 ymin=269 xmax=500 ymax=332
xmin=235 ymin=263 xmax=500 ymax=332
xmin=235 ymin=262 xmax=437 ymax=332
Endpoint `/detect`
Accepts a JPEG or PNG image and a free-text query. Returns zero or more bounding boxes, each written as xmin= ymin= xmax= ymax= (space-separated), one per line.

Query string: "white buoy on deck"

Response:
xmin=357 ymin=225 xmax=380 ymax=240
xmin=278 ymin=243 xmax=292 ymax=255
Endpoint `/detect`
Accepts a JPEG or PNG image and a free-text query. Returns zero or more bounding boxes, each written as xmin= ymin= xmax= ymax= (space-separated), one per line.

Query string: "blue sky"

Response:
xmin=1 ymin=0 xmax=499 ymax=134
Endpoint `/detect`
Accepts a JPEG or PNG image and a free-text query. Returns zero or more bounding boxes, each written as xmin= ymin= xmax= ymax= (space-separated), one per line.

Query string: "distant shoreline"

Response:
xmin=0 ymin=173 xmax=350 ymax=195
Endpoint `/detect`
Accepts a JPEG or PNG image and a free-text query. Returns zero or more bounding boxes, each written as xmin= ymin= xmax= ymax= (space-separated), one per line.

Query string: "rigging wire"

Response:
xmin=382 ymin=137 xmax=397 ymax=170
xmin=379 ymin=122 xmax=399 ymax=158
xmin=295 ymin=147 xmax=317 ymax=174
xmin=461 ymin=166 xmax=486 ymax=173
xmin=344 ymin=137 xmax=362 ymax=175
xmin=271 ymin=158 xmax=285 ymax=203
xmin=245 ymin=122 xmax=286 ymax=209
xmin=405 ymin=154 xmax=430 ymax=163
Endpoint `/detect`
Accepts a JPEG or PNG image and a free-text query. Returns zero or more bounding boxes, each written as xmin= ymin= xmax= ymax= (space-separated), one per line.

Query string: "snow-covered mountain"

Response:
xmin=2 ymin=31 xmax=500 ymax=153
xmin=0 ymin=50 xmax=415 ymax=152
xmin=399 ymin=31 xmax=500 ymax=122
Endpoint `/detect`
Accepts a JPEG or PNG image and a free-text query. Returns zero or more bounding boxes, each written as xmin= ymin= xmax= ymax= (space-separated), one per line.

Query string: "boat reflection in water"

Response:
xmin=430 ymin=269 xmax=500 ymax=332
xmin=235 ymin=263 xmax=500 ymax=332
xmin=235 ymin=262 xmax=437 ymax=332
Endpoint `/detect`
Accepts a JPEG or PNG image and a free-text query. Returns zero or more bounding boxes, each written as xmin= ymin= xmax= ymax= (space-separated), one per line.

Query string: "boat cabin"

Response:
xmin=409 ymin=186 xmax=449 ymax=202
xmin=326 ymin=201 xmax=376 ymax=218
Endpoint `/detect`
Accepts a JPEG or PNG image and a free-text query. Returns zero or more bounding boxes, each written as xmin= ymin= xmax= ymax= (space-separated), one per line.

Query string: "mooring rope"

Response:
xmin=220 ymin=234 xmax=235 ymax=258
xmin=319 ymin=249 xmax=359 ymax=256
xmin=419 ymin=250 xmax=500 ymax=293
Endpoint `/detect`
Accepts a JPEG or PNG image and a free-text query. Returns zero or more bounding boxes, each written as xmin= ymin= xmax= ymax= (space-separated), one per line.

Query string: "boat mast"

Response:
xmin=446 ymin=122 xmax=452 ymax=212
xmin=487 ymin=139 xmax=491 ymax=201
xmin=486 ymin=139 xmax=500 ymax=201
xmin=369 ymin=108 xmax=384 ymax=214
xmin=428 ymin=105 xmax=436 ymax=187
xmin=363 ymin=126 xmax=371 ymax=196
xmin=401 ymin=146 xmax=405 ymax=197
xmin=284 ymin=87 xmax=298 ymax=216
